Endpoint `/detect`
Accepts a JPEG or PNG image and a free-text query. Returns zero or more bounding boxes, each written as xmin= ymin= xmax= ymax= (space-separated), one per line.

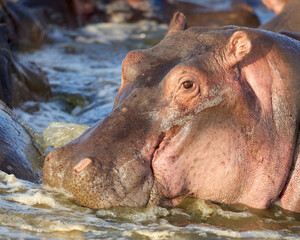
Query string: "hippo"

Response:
xmin=0 ymin=0 xmax=45 ymax=49
xmin=106 ymin=0 xmax=260 ymax=27
xmin=261 ymin=0 xmax=300 ymax=32
xmin=168 ymin=1 xmax=260 ymax=28
xmin=43 ymin=13 xmax=300 ymax=213
xmin=0 ymin=24 xmax=51 ymax=108
xmin=0 ymin=100 xmax=42 ymax=183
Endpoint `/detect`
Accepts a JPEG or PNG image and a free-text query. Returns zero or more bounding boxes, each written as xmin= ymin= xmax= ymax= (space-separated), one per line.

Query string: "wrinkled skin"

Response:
xmin=44 ymin=13 xmax=300 ymax=212
xmin=261 ymin=0 xmax=300 ymax=32
xmin=0 ymin=24 xmax=51 ymax=108
xmin=0 ymin=100 xmax=42 ymax=183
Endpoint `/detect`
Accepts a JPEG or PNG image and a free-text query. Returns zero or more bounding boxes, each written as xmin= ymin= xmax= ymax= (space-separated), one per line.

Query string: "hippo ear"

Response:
xmin=225 ymin=30 xmax=252 ymax=68
xmin=167 ymin=12 xmax=187 ymax=34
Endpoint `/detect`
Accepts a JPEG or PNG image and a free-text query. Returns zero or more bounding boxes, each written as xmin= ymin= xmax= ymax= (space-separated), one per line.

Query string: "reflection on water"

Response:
xmin=3 ymin=1 xmax=298 ymax=239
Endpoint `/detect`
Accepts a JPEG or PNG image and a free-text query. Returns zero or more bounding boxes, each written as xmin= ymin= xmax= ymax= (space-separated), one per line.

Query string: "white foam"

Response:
xmin=123 ymin=229 xmax=176 ymax=239
xmin=0 ymin=171 xmax=24 ymax=187
xmin=19 ymin=220 xmax=87 ymax=233
xmin=5 ymin=191 xmax=63 ymax=209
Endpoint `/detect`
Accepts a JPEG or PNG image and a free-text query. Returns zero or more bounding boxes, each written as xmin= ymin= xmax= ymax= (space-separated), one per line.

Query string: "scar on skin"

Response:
xmin=74 ymin=158 xmax=92 ymax=173
xmin=46 ymin=152 xmax=52 ymax=161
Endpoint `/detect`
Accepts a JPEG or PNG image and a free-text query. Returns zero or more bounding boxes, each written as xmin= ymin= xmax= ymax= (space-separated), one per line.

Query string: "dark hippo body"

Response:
xmin=18 ymin=0 xmax=81 ymax=28
xmin=261 ymin=0 xmax=300 ymax=32
xmin=0 ymin=101 xmax=42 ymax=183
xmin=107 ymin=0 xmax=260 ymax=27
xmin=0 ymin=0 xmax=45 ymax=49
xmin=0 ymin=24 xmax=51 ymax=108
xmin=0 ymin=0 xmax=260 ymax=39
xmin=169 ymin=1 xmax=260 ymax=28
xmin=44 ymin=13 xmax=300 ymax=212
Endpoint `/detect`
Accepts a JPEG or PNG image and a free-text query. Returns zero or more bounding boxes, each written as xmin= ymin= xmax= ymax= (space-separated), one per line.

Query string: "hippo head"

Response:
xmin=44 ymin=13 xmax=300 ymax=209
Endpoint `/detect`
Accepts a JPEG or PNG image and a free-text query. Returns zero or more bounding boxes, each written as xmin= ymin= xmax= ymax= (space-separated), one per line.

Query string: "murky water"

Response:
xmin=2 ymin=0 xmax=300 ymax=239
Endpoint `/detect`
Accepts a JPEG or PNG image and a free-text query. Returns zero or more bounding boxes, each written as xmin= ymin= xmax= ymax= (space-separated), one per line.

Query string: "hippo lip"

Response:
xmin=152 ymin=125 xmax=183 ymax=159
xmin=147 ymin=125 xmax=185 ymax=204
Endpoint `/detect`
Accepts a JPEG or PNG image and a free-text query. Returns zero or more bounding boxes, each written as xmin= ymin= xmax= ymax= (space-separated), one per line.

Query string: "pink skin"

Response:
xmin=150 ymin=15 xmax=300 ymax=209
xmin=44 ymin=13 xmax=300 ymax=212
xmin=262 ymin=0 xmax=292 ymax=14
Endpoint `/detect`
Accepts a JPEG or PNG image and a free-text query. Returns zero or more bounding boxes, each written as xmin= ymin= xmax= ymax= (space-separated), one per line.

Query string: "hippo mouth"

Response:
xmin=147 ymin=124 xmax=188 ymax=206
xmin=152 ymin=125 xmax=183 ymax=159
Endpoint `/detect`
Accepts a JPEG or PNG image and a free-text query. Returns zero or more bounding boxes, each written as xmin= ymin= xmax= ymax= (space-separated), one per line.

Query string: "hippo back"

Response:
xmin=0 ymin=101 xmax=43 ymax=182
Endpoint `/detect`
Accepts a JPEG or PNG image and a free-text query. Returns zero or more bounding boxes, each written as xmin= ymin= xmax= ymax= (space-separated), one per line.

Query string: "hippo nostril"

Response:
xmin=74 ymin=158 xmax=92 ymax=173
xmin=45 ymin=152 xmax=52 ymax=161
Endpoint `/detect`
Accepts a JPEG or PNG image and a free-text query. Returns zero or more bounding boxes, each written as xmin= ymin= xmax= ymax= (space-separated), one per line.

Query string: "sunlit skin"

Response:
xmin=262 ymin=0 xmax=292 ymax=14
xmin=44 ymin=13 xmax=300 ymax=212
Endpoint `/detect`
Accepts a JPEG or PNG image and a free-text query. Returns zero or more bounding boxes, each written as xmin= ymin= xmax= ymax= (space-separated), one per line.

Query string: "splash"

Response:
xmin=42 ymin=122 xmax=89 ymax=151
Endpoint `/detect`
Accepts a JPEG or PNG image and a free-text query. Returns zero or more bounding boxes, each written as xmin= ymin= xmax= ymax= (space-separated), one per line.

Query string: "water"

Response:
xmin=0 ymin=171 xmax=300 ymax=239
xmin=3 ymin=0 xmax=300 ymax=239
xmin=15 ymin=21 xmax=167 ymax=132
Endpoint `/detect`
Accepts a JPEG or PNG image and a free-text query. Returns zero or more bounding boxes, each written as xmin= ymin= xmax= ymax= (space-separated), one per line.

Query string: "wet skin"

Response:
xmin=0 ymin=100 xmax=42 ymax=183
xmin=44 ymin=13 xmax=300 ymax=212
xmin=0 ymin=24 xmax=51 ymax=108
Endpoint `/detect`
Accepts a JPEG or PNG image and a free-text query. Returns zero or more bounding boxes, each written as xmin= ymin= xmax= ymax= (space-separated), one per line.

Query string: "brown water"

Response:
xmin=3 ymin=1 xmax=300 ymax=239
xmin=0 ymin=164 xmax=300 ymax=239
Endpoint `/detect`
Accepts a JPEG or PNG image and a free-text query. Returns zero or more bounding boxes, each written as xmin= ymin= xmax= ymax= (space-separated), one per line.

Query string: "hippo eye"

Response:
xmin=182 ymin=81 xmax=194 ymax=89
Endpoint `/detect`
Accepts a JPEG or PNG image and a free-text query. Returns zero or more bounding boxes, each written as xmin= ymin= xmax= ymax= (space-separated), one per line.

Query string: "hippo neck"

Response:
xmin=237 ymin=40 xmax=300 ymax=207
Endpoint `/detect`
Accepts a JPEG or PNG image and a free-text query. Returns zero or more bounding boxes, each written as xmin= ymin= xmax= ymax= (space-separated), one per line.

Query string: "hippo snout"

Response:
xmin=43 ymin=148 xmax=69 ymax=189
xmin=43 ymin=140 xmax=154 ymax=209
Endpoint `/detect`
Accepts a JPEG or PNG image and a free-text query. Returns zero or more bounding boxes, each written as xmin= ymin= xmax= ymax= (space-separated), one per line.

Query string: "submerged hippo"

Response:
xmin=261 ymin=0 xmax=300 ymax=32
xmin=0 ymin=100 xmax=42 ymax=183
xmin=44 ymin=13 xmax=300 ymax=212
xmin=107 ymin=0 xmax=260 ymax=27
xmin=18 ymin=0 xmax=84 ymax=28
xmin=0 ymin=24 xmax=51 ymax=108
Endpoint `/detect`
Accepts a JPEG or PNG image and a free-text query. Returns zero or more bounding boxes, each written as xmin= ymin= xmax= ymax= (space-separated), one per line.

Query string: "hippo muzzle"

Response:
xmin=43 ymin=88 xmax=166 ymax=208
